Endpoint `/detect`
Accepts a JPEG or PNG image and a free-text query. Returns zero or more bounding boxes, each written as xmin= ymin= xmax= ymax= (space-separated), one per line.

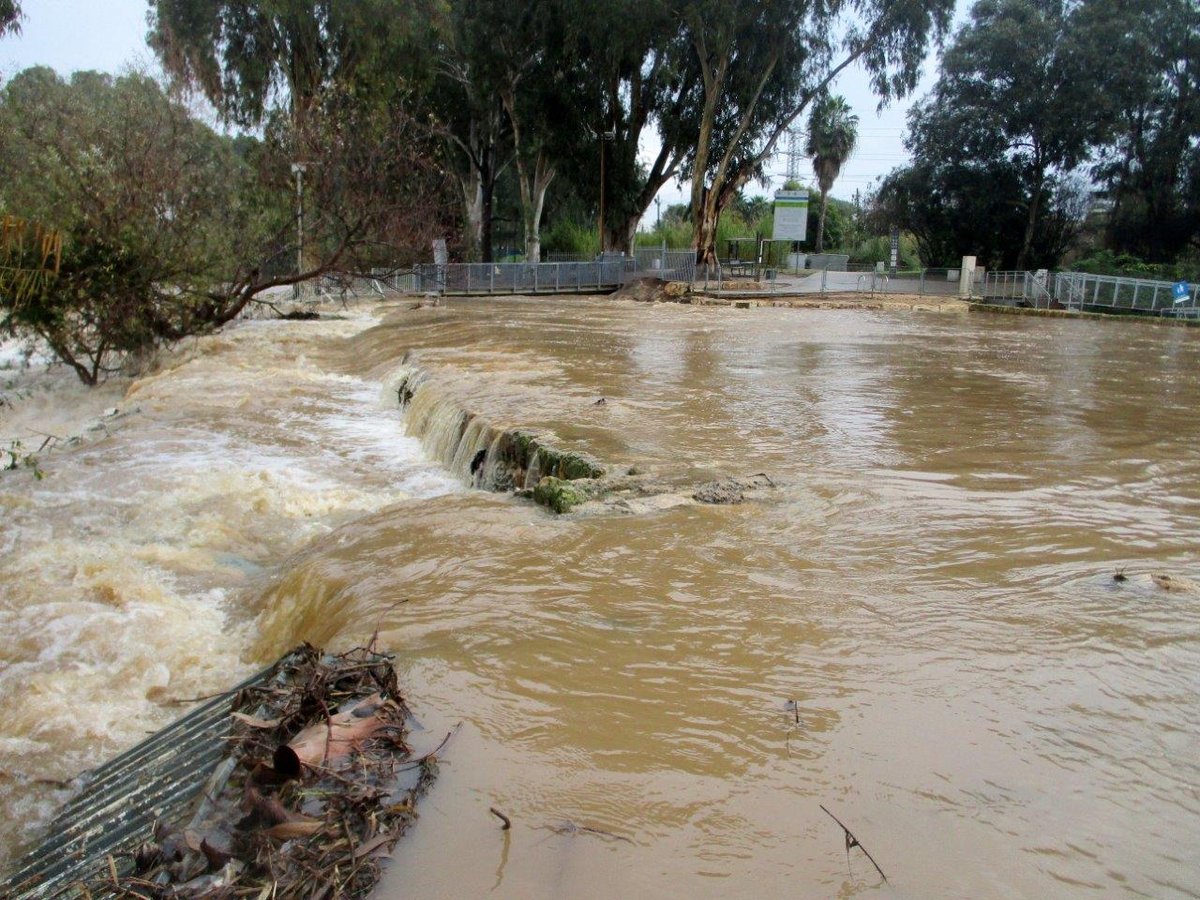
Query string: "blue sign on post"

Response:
xmin=1172 ymin=281 xmax=1191 ymax=304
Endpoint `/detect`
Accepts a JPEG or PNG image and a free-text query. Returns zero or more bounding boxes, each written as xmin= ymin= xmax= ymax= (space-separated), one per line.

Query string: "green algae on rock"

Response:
xmin=532 ymin=476 xmax=592 ymax=514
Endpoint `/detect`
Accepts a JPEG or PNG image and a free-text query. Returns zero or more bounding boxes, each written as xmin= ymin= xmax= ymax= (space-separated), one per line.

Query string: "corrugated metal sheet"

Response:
xmin=1 ymin=665 xmax=273 ymax=899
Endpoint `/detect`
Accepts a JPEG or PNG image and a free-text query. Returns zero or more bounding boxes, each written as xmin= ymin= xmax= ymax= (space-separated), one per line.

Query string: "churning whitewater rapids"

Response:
xmin=1 ymin=295 xmax=1198 ymax=898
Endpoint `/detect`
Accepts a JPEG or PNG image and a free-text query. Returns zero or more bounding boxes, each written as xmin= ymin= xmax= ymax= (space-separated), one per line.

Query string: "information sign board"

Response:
xmin=773 ymin=190 xmax=809 ymax=242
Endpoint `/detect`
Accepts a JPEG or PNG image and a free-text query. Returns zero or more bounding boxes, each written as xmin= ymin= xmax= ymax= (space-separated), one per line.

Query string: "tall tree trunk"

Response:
xmin=519 ymin=154 xmax=554 ymax=263
xmin=460 ymin=170 xmax=483 ymax=262
xmin=1016 ymin=169 xmax=1044 ymax=271
xmin=815 ymin=193 xmax=829 ymax=253
xmin=605 ymin=214 xmax=640 ymax=254
xmin=694 ymin=187 xmax=722 ymax=268
xmin=688 ymin=28 xmax=726 ymax=271
xmin=502 ymin=85 xmax=555 ymax=264
xmin=480 ymin=169 xmax=495 ymax=264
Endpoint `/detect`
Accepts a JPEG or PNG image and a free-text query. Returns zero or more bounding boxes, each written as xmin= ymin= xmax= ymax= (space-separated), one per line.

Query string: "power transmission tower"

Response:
xmin=783 ymin=127 xmax=806 ymax=184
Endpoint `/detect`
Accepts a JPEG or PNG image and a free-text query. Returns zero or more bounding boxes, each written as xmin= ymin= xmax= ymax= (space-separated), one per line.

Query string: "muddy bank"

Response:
xmin=614 ymin=275 xmax=969 ymax=311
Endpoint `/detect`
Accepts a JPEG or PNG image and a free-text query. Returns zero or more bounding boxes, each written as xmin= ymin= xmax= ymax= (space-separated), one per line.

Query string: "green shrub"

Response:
xmin=635 ymin=219 xmax=693 ymax=249
xmin=542 ymin=219 xmax=599 ymax=256
xmin=849 ymin=234 xmax=922 ymax=269
xmin=1072 ymin=250 xmax=1199 ymax=282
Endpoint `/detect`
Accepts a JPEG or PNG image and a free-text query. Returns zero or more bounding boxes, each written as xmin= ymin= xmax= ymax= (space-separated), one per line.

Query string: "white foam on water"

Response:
xmin=0 ymin=309 xmax=463 ymax=865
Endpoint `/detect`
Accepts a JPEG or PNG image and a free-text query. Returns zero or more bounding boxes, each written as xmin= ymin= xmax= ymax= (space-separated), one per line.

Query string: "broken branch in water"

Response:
xmin=820 ymin=804 xmax=887 ymax=883
xmin=490 ymin=807 xmax=512 ymax=830
xmin=549 ymin=820 xmax=635 ymax=844
xmin=784 ymin=700 xmax=802 ymax=758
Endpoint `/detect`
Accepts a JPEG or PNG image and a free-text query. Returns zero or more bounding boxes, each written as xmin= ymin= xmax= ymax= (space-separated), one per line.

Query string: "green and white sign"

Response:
xmin=773 ymin=189 xmax=809 ymax=242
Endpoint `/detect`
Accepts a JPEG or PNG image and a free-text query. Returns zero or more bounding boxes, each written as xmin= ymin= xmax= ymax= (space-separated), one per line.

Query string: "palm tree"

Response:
xmin=805 ymin=95 xmax=859 ymax=253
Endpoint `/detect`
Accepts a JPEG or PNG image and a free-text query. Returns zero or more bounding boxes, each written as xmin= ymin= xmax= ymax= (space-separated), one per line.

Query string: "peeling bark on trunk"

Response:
xmin=502 ymin=84 xmax=554 ymax=263
xmin=460 ymin=170 xmax=483 ymax=262
xmin=694 ymin=195 xmax=720 ymax=269
xmin=514 ymin=148 xmax=554 ymax=263
xmin=520 ymin=155 xmax=554 ymax=263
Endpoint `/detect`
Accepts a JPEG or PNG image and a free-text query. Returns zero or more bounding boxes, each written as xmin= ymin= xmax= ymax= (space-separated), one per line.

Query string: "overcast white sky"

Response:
xmin=0 ymin=0 xmax=966 ymax=209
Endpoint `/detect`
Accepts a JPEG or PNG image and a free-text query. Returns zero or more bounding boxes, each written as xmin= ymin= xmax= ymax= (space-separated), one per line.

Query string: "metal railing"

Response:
xmin=980 ymin=270 xmax=1199 ymax=317
xmin=270 ymin=258 xmax=1003 ymax=301
xmin=1054 ymin=271 xmax=1199 ymax=315
xmin=411 ymin=259 xmax=632 ymax=295
xmin=630 ymin=247 xmax=698 ymax=284
xmin=856 ymin=272 xmax=887 ymax=294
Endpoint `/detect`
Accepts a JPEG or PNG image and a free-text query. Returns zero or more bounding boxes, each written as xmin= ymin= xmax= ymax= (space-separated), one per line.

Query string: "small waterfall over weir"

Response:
xmin=392 ymin=365 xmax=604 ymax=496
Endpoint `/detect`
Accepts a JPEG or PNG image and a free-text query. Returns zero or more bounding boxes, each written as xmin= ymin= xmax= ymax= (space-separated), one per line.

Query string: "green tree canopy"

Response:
xmin=0 ymin=68 xmax=263 ymax=383
xmin=148 ymin=0 xmax=440 ymax=128
xmin=678 ymin=0 xmax=954 ymax=266
xmin=0 ymin=67 xmax=456 ymax=384
xmin=1 ymin=0 xmax=21 ymax=35
xmin=882 ymin=0 xmax=1198 ymax=268
xmin=1084 ymin=0 xmax=1200 ymax=260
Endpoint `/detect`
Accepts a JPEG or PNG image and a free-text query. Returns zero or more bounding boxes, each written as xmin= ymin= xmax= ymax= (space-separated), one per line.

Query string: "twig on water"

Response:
xmin=367 ymin=597 xmax=413 ymax=653
xmin=820 ymin=804 xmax=887 ymax=883
xmin=396 ymin=723 xmax=462 ymax=770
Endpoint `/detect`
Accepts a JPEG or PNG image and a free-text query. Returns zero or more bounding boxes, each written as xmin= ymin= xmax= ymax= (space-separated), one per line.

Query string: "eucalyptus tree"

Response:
xmin=1 ymin=0 xmax=20 ymax=34
xmin=433 ymin=0 xmax=570 ymax=262
xmin=147 ymin=0 xmax=454 ymax=273
xmin=805 ymin=94 xmax=858 ymax=252
xmin=923 ymin=0 xmax=1102 ymax=269
xmin=429 ymin=0 xmax=510 ymax=262
xmin=680 ymin=0 xmax=954 ymax=267
xmin=1081 ymin=0 xmax=1200 ymax=260
xmin=546 ymin=0 xmax=698 ymax=253
xmin=148 ymin=0 xmax=438 ymax=130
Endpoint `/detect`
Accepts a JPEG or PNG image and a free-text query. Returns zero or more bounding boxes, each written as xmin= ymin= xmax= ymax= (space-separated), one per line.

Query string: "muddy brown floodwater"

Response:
xmin=1 ymin=296 xmax=1198 ymax=898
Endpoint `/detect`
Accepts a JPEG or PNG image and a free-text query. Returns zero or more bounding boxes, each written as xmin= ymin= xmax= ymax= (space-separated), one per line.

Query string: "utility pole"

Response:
xmin=655 ymin=196 xmax=662 ymax=229
xmin=291 ymin=162 xmax=308 ymax=277
xmin=597 ymin=127 xmax=615 ymax=253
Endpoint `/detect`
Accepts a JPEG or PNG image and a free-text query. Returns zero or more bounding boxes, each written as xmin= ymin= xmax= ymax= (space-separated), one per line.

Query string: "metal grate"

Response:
xmin=0 ymin=665 xmax=275 ymax=899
